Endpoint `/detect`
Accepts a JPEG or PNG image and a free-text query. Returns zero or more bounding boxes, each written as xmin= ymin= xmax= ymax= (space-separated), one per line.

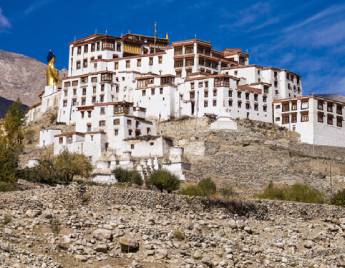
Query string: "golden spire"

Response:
xmin=165 ymin=32 xmax=169 ymax=40
xmin=46 ymin=50 xmax=61 ymax=88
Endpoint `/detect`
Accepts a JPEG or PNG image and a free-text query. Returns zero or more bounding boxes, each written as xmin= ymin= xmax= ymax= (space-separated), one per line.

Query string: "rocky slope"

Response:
xmin=1 ymin=185 xmax=345 ymax=267
xmin=157 ymin=118 xmax=345 ymax=197
xmin=0 ymin=51 xmax=46 ymax=106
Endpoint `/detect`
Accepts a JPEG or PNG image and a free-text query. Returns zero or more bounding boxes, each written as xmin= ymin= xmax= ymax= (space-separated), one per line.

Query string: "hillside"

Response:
xmin=0 ymin=51 xmax=46 ymax=106
xmin=0 ymin=185 xmax=345 ymax=267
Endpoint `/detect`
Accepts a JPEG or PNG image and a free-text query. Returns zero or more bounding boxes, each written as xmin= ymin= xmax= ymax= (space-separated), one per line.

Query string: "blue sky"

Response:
xmin=0 ymin=0 xmax=344 ymax=95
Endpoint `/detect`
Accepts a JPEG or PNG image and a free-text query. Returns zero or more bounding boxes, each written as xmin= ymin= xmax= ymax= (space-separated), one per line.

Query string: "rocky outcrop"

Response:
xmin=0 ymin=51 xmax=46 ymax=106
xmin=1 ymin=185 xmax=345 ymax=267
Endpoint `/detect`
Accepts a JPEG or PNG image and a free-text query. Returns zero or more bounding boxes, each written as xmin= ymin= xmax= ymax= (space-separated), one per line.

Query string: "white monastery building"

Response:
xmin=26 ymin=32 xmax=345 ymax=182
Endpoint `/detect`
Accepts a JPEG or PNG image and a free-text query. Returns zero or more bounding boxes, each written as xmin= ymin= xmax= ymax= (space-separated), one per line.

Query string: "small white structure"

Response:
xmin=273 ymin=95 xmax=345 ymax=147
xmin=26 ymin=85 xmax=61 ymax=123
xmin=39 ymin=129 xmax=61 ymax=147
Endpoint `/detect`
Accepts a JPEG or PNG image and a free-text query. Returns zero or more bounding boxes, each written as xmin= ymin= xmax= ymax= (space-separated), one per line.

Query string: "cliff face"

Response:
xmin=0 ymin=51 xmax=46 ymax=106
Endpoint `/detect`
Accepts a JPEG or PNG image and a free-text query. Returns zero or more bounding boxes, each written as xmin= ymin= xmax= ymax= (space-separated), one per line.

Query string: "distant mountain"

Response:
xmin=0 ymin=96 xmax=28 ymax=118
xmin=0 ymin=51 xmax=46 ymax=106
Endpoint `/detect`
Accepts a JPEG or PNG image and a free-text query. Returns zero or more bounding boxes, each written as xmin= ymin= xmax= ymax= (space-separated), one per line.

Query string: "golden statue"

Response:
xmin=46 ymin=50 xmax=61 ymax=87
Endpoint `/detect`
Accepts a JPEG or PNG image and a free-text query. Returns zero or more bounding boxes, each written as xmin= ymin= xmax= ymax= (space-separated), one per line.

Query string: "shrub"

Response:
xmin=219 ymin=184 xmax=235 ymax=199
xmin=330 ymin=189 xmax=345 ymax=207
xmin=147 ymin=170 xmax=180 ymax=193
xmin=198 ymin=178 xmax=217 ymax=197
xmin=18 ymin=151 xmax=92 ymax=185
xmin=173 ymin=229 xmax=185 ymax=241
xmin=258 ymin=182 xmax=324 ymax=204
xmin=180 ymin=178 xmax=217 ymax=197
xmin=113 ymin=167 xmax=143 ymax=186
xmin=49 ymin=217 xmax=61 ymax=235
xmin=180 ymin=184 xmax=204 ymax=196
xmin=3 ymin=214 xmax=12 ymax=225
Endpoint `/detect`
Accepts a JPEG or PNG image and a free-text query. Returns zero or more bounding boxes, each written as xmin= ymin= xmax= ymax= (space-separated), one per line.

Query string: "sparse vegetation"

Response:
xmin=173 ymin=229 xmax=186 ymax=241
xmin=49 ymin=217 xmax=61 ymax=235
xmin=180 ymin=178 xmax=217 ymax=197
xmin=112 ymin=167 xmax=143 ymax=186
xmin=258 ymin=182 xmax=325 ymax=204
xmin=147 ymin=170 xmax=180 ymax=193
xmin=330 ymin=189 xmax=345 ymax=207
xmin=3 ymin=214 xmax=12 ymax=225
xmin=219 ymin=184 xmax=236 ymax=199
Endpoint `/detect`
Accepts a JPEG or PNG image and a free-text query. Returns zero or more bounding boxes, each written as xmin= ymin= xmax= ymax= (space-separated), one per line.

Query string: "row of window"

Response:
xmin=74 ymin=42 xmax=121 ymax=55
xmin=201 ymin=99 xmax=267 ymax=111
xmin=317 ymin=100 xmax=343 ymax=114
xmin=114 ymin=56 xmax=163 ymax=70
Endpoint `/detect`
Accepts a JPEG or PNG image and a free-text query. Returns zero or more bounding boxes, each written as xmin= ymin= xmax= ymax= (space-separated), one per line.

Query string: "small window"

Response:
xmin=327 ymin=114 xmax=334 ymax=125
xmin=213 ymin=100 xmax=217 ymax=106
xmin=149 ymin=57 xmax=153 ymax=65
xmin=337 ymin=116 xmax=343 ymax=127
xmin=100 ymin=107 xmax=105 ymax=115
xmin=99 ymin=120 xmax=106 ymax=127
xmin=318 ymin=112 xmax=324 ymax=123
xmin=131 ymin=144 xmax=134 ymax=149
xmin=301 ymin=112 xmax=309 ymax=122
xmin=204 ymin=101 xmax=208 ymax=107
xmin=137 ymin=59 xmax=141 ymax=67
xmin=158 ymin=56 xmax=162 ymax=64
xmin=160 ymin=88 xmax=163 ymax=94
xmin=114 ymin=129 xmax=119 ymax=136
xmin=150 ymin=142 xmax=154 ymax=146
xmin=126 ymin=60 xmax=130 ymax=68
xmin=59 ymin=137 xmax=63 ymax=144
xmin=114 ymin=118 xmax=120 ymax=125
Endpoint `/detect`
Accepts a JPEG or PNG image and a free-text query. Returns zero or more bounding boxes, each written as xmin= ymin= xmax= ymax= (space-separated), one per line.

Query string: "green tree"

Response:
xmin=0 ymin=135 xmax=18 ymax=191
xmin=198 ymin=178 xmax=217 ymax=197
xmin=147 ymin=170 xmax=180 ymax=193
xmin=112 ymin=167 xmax=143 ymax=186
xmin=3 ymin=99 xmax=25 ymax=148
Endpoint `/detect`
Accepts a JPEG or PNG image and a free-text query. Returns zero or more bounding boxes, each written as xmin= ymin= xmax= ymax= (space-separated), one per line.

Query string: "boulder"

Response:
xmin=119 ymin=235 xmax=139 ymax=253
xmin=93 ymin=229 xmax=113 ymax=241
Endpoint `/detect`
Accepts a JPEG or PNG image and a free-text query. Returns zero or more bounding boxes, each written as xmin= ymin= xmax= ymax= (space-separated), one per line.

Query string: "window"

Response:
xmin=81 ymin=98 xmax=86 ymax=105
xmin=149 ymin=57 xmax=153 ymax=65
xmin=158 ymin=56 xmax=163 ymax=64
xmin=87 ymin=111 xmax=92 ymax=118
xmin=130 ymin=144 xmax=134 ymax=149
xmin=274 ymin=81 xmax=278 ymax=87
xmin=83 ymin=59 xmax=88 ymax=68
xmin=204 ymin=101 xmax=208 ymax=107
xmin=126 ymin=60 xmax=130 ymax=68
xmin=213 ymin=90 xmax=217 ymax=97
xmin=263 ymin=96 xmax=267 ymax=103
xmin=113 ymin=119 xmax=120 ymax=125
xmin=81 ymin=111 xmax=85 ymax=118
xmin=91 ymin=43 xmax=95 ymax=52
xmin=72 ymin=88 xmax=77 ymax=96
xmin=99 ymin=120 xmax=106 ymax=127
xmin=213 ymin=100 xmax=217 ymax=106
xmin=237 ymin=92 xmax=242 ymax=98
xmin=291 ymin=113 xmax=297 ymax=123
xmin=82 ymin=88 xmax=87 ymax=95
xmin=92 ymin=96 xmax=96 ymax=103
xmin=204 ymin=90 xmax=209 ymax=98
xmin=205 ymin=81 xmax=208 ymax=88
xmin=67 ymin=136 xmax=73 ymax=144
xmin=301 ymin=101 xmax=309 ymax=110
xmin=190 ymin=82 xmax=194 ymax=89
xmin=301 ymin=112 xmax=309 ymax=122
xmin=72 ymin=98 xmax=77 ymax=106
xmin=114 ymin=129 xmax=119 ymax=136
xmin=128 ymin=129 xmax=133 ymax=136
xmin=275 ymin=117 xmax=280 ymax=121
xmin=100 ymin=107 xmax=105 ymax=115
xmin=245 ymin=103 xmax=250 ymax=110
xmin=198 ymin=82 xmax=203 ymax=88
xmin=291 ymin=101 xmax=297 ymax=111
xmin=254 ymin=94 xmax=258 ymax=102
xmin=147 ymin=128 xmax=151 ymax=134
xmin=160 ymin=88 xmax=163 ymax=94
xmin=190 ymin=91 xmax=195 ymax=99
xmin=151 ymin=88 xmax=155 ymax=95
xmin=327 ymin=102 xmax=333 ymax=112
xmin=63 ymin=100 xmax=67 ymax=107
xmin=282 ymin=103 xmax=289 ymax=112
xmin=327 ymin=114 xmax=334 ymax=125
xmin=282 ymin=114 xmax=289 ymax=124
xmin=127 ymin=119 xmax=132 ymax=126
xmin=84 ymin=44 xmax=88 ymax=53
xmin=59 ymin=137 xmax=63 ymax=144
xmin=229 ymin=90 xmax=233 ymax=97
xmin=245 ymin=93 xmax=250 ymax=100
xmin=100 ymin=95 xmax=104 ymax=102
xmin=336 ymin=105 xmax=343 ymax=115
xmin=87 ymin=123 xmax=92 ymax=131
xmin=77 ymin=46 xmax=81 ymax=55
xmin=137 ymin=59 xmax=141 ymax=67
xmin=76 ymin=61 xmax=81 ymax=69
xmin=142 ymin=90 xmax=146 ymax=96
xmin=91 ymin=76 xmax=97 ymax=83
xmin=263 ymin=105 xmax=267 ymax=112
xmin=337 ymin=116 xmax=343 ymax=127
xmin=318 ymin=112 xmax=324 ymax=123
xmin=254 ymin=103 xmax=258 ymax=111
xmin=238 ymin=101 xmax=242 ymax=108
xmin=114 ymin=62 xmax=119 ymax=70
